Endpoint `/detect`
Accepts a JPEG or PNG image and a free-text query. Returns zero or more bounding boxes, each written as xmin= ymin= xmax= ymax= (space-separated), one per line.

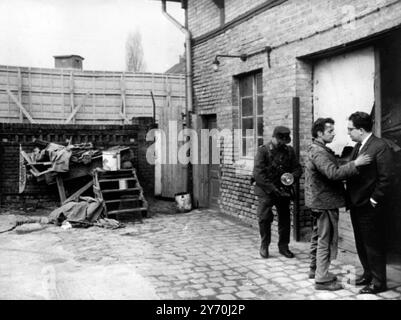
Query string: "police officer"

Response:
xmin=253 ymin=126 xmax=302 ymax=258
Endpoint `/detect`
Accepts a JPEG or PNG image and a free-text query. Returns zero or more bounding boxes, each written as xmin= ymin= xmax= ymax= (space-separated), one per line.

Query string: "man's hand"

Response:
xmin=354 ymin=153 xmax=371 ymax=167
xmin=273 ymin=187 xmax=291 ymax=198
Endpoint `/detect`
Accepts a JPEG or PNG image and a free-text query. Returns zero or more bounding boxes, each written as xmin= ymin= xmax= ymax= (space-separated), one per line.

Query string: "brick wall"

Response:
xmin=0 ymin=120 xmax=154 ymax=207
xmin=188 ymin=0 xmax=401 ymax=243
xmin=225 ymin=0 xmax=268 ymax=22
xmin=187 ymin=0 xmax=221 ymax=38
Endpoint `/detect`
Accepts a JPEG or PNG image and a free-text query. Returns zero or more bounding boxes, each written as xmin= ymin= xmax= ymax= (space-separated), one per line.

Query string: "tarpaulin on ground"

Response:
xmin=48 ymin=197 xmax=124 ymax=229
xmin=48 ymin=196 xmax=104 ymax=226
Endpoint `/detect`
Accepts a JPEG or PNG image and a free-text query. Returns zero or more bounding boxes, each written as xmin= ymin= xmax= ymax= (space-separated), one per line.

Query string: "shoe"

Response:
xmin=308 ymin=268 xmax=316 ymax=279
xmin=259 ymin=245 xmax=269 ymax=258
xmin=355 ymin=275 xmax=372 ymax=286
xmin=279 ymin=248 xmax=294 ymax=258
xmin=359 ymin=284 xmax=387 ymax=294
xmin=315 ymin=280 xmax=343 ymax=291
xmin=326 ymin=272 xmax=338 ymax=282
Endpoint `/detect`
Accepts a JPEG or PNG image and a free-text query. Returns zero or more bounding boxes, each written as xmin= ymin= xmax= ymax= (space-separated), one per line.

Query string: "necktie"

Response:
xmin=352 ymin=143 xmax=361 ymax=160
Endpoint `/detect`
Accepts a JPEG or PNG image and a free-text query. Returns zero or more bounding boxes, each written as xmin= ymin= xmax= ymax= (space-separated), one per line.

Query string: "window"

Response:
xmin=239 ymin=72 xmax=263 ymax=158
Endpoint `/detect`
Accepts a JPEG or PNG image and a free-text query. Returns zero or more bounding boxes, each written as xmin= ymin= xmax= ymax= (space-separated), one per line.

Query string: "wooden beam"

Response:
xmin=65 ymin=92 xmax=89 ymax=124
xmin=120 ymin=74 xmax=127 ymax=124
xmin=6 ymin=89 xmax=37 ymax=124
xmin=374 ymin=47 xmax=382 ymax=137
xmin=62 ymin=180 xmax=93 ymax=205
xmin=18 ymin=68 xmax=23 ymax=122
xmin=56 ymin=175 xmax=67 ymax=203
xmin=21 ymin=148 xmax=55 ymax=177
xmin=119 ymin=111 xmax=130 ymax=124
xmin=69 ymin=72 xmax=75 ymax=124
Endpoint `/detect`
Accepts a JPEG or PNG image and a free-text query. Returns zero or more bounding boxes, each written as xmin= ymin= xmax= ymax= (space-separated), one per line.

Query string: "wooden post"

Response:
xmin=374 ymin=48 xmax=382 ymax=137
xmin=92 ymin=76 xmax=96 ymax=124
xmin=150 ymin=90 xmax=156 ymax=126
xmin=28 ymin=68 xmax=32 ymax=116
xmin=69 ymin=72 xmax=75 ymax=124
xmin=292 ymin=97 xmax=300 ymax=242
xmin=18 ymin=68 xmax=23 ymax=122
xmin=120 ymin=74 xmax=128 ymax=124
xmin=61 ymin=72 xmax=65 ymax=120
xmin=56 ymin=175 xmax=67 ymax=203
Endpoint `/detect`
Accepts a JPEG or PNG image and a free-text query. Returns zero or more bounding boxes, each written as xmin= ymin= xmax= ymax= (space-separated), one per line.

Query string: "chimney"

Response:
xmin=53 ymin=55 xmax=84 ymax=70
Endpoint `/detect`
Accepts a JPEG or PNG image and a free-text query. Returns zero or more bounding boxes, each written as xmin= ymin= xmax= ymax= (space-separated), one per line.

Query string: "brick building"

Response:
xmin=160 ymin=0 xmax=401 ymax=254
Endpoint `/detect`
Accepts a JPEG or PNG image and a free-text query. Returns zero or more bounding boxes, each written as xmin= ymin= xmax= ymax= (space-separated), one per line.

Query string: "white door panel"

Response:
xmin=313 ymin=47 xmax=375 ymax=155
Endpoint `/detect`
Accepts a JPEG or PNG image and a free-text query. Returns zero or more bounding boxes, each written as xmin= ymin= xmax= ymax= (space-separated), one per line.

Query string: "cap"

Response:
xmin=273 ymin=126 xmax=291 ymax=137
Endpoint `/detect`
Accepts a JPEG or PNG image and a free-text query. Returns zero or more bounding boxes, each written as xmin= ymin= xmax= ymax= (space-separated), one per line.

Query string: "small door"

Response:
xmin=206 ymin=115 xmax=220 ymax=208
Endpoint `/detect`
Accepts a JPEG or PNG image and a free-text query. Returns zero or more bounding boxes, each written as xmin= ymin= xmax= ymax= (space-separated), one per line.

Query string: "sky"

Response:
xmin=0 ymin=0 xmax=185 ymax=73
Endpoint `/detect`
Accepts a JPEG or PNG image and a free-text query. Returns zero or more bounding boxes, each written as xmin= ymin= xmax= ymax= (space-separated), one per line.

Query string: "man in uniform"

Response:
xmin=253 ymin=126 xmax=302 ymax=258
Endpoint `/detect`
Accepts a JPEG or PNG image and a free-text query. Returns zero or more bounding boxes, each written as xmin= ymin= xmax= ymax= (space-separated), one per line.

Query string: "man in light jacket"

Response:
xmin=305 ymin=118 xmax=370 ymax=291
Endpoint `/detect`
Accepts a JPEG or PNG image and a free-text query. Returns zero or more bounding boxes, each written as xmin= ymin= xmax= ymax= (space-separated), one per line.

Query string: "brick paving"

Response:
xmin=0 ymin=203 xmax=400 ymax=300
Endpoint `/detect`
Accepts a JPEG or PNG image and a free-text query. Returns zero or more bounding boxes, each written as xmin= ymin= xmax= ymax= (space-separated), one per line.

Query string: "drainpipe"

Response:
xmin=161 ymin=0 xmax=193 ymax=115
xmin=161 ymin=0 xmax=193 ymax=197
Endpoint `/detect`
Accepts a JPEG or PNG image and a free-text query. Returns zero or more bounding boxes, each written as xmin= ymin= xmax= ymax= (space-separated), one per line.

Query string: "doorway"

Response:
xmin=311 ymin=29 xmax=401 ymax=256
xmin=205 ymin=115 xmax=220 ymax=209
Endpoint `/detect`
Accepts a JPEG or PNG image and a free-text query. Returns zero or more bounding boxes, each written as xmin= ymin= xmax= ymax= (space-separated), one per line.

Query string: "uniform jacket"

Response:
xmin=253 ymin=141 xmax=302 ymax=198
xmin=346 ymin=134 xmax=392 ymax=208
xmin=305 ymin=140 xmax=358 ymax=210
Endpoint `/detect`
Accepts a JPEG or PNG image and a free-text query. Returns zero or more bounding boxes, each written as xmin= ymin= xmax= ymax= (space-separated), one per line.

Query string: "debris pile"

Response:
xmin=48 ymin=196 xmax=124 ymax=229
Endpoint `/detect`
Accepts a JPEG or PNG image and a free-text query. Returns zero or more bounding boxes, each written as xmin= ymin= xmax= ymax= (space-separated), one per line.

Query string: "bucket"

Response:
xmin=175 ymin=193 xmax=192 ymax=213
xmin=102 ymin=151 xmax=121 ymax=171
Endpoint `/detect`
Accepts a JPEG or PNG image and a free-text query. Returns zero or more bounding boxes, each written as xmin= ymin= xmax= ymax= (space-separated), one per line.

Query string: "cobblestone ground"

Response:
xmin=0 ymin=200 xmax=400 ymax=300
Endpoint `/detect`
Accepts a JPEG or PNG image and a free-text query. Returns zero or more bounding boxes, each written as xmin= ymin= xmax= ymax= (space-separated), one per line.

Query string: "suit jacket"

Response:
xmin=305 ymin=140 xmax=358 ymax=210
xmin=346 ymin=134 xmax=392 ymax=208
xmin=253 ymin=142 xmax=302 ymax=198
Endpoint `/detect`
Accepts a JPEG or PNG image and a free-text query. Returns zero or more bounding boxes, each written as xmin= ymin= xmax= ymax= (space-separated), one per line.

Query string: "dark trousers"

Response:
xmin=350 ymin=203 xmax=387 ymax=287
xmin=257 ymin=196 xmax=291 ymax=249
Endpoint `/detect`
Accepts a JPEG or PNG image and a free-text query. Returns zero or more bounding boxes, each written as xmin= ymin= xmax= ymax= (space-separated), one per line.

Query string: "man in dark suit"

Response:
xmin=346 ymin=111 xmax=392 ymax=294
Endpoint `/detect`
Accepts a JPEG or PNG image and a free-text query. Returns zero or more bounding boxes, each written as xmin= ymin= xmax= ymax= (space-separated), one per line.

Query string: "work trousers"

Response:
xmin=309 ymin=209 xmax=339 ymax=283
xmin=257 ymin=196 xmax=291 ymax=250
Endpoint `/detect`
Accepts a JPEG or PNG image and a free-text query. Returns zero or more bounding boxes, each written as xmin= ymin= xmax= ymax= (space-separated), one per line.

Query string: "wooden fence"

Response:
xmin=0 ymin=65 xmax=185 ymax=125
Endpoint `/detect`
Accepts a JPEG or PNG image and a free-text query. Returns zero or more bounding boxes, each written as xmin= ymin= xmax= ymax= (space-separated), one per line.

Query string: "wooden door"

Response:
xmin=159 ymin=92 xmax=188 ymax=198
xmin=206 ymin=115 xmax=220 ymax=208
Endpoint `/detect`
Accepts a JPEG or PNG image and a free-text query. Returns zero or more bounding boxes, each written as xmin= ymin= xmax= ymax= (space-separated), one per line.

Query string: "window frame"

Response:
xmin=238 ymin=71 xmax=263 ymax=159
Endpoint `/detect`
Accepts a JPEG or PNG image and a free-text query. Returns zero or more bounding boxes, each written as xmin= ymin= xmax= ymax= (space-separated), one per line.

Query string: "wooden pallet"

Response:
xmin=94 ymin=169 xmax=148 ymax=221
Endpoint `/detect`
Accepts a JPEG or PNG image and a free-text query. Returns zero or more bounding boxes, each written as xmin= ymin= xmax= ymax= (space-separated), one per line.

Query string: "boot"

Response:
xmin=258 ymin=220 xmax=271 ymax=259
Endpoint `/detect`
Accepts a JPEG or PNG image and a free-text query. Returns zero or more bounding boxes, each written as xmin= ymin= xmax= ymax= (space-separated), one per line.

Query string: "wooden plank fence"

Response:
xmin=0 ymin=65 xmax=185 ymax=125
